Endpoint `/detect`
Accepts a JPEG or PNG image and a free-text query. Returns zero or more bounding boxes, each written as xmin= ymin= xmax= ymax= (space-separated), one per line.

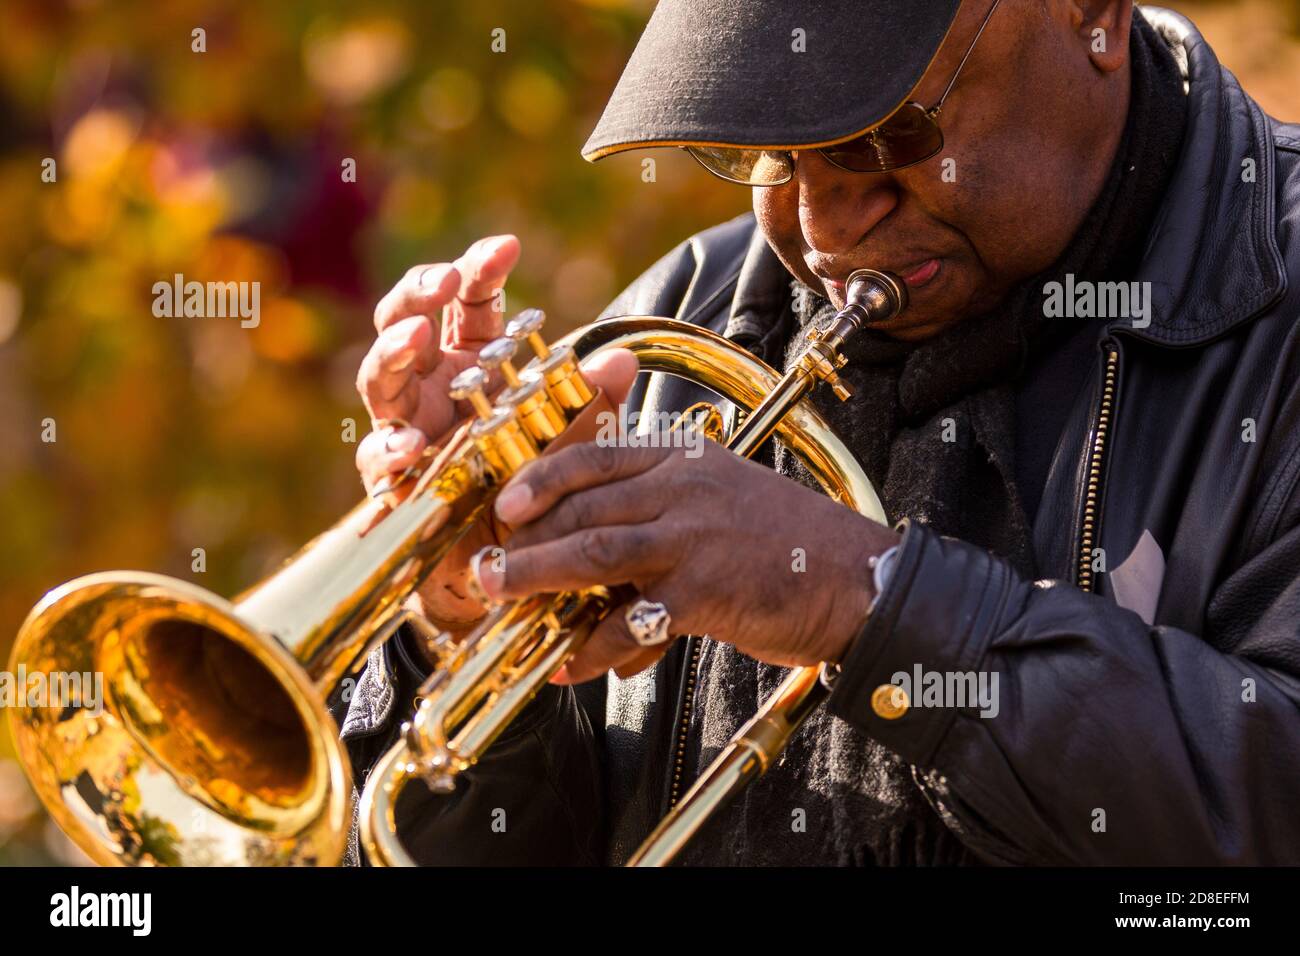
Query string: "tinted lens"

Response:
xmin=820 ymin=103 xmax=943 ymax=173
xmin=686 ymin=146 xmax=794 ymax=186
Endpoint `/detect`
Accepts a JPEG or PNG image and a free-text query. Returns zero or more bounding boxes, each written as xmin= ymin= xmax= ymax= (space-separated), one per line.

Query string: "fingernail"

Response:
xmin=390 ymin=347 xmax=416 ymax=372
xmin=385 ymin=427 xmax=422 ymax=453
xmin=494 ymin=481 xmax=533 ymax=524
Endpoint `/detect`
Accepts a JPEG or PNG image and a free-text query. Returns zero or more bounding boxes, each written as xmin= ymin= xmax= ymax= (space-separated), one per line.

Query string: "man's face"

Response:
xmin=755 ymin=0 xmax=1132 ymax=341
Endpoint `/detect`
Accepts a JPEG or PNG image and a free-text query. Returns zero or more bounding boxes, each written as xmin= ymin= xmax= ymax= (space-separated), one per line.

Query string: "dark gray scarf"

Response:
xmin=678 ymin=13 xmax=1187 ymax=866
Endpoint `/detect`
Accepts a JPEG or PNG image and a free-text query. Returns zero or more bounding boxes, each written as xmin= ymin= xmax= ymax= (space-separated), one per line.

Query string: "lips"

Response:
xmin=901 ymin=259 xmax=941 ymax=288
xmin=818 ymin=258 xmax=942 ymax=294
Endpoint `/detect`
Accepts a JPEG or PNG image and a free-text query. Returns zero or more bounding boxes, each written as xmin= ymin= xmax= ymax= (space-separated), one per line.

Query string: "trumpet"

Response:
xmin=7 ymin=268 xmax=904 ymax=866
xmin=358 ymin=268 xmax=905 ymax=866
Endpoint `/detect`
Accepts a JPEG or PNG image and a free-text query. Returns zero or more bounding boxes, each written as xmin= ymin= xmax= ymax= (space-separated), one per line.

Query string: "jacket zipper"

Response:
xmin=1077 ymin=345 xmax=1120 ymax=591
xmin=667 ymin=637 xmax=704 ymax=809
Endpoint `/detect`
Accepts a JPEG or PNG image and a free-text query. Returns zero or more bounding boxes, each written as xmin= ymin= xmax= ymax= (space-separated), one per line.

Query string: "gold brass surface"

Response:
xmin=362 ymin=267 xmax=904 ymax=867
xmin=10 ymin=268 xmax=904 ymax=867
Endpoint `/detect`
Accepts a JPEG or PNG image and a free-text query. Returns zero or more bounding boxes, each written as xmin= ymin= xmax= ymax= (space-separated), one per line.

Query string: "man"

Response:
xmin=343 ymin=0 xmax=1300 ymax=865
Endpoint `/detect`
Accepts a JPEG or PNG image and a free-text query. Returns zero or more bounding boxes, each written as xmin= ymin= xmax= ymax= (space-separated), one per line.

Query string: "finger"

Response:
xmin=552 ymin=605 xmax=673 ymax=685
xmin=612 ymin=646 xmax=670 ymax=680
xmin=476 ymin=524 xmax=671 ymax=601
xmin=494 ymin=442 xmax=672 ymax=527
xmin=445 ymin=235 xmax=521 ymax=347
xmin=356 ymin=316 xmax=436 ymax=422
xmin=373 ymin=262 xmax=461 ymax=333
xmin=507 ymin=476 xmax=664 ymax=551
xmin=355 ymin=426 xmax=429 ymax=493
xmin=578 ymin=347 xmax=639 ymax=408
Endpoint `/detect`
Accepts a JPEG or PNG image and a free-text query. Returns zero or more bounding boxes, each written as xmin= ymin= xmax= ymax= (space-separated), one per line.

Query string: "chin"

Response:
xmin=874 ymin=299 xmax=970 ymax=342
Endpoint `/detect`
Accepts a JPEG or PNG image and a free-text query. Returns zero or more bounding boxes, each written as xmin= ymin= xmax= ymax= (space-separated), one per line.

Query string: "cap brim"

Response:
xmin=583 ymin=0 xmax=963 ymax=162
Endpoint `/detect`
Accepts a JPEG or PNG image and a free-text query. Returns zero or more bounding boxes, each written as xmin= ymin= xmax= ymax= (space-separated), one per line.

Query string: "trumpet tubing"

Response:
xmin=9 ymin=269 xmax=906 ymax=868
xmin=361 ymin=269 xmax=905 ymax=867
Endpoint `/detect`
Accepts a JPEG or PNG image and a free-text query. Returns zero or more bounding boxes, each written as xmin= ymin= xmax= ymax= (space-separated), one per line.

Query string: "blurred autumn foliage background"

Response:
xmin=0 ymin=0 xmax=1295 ymax=864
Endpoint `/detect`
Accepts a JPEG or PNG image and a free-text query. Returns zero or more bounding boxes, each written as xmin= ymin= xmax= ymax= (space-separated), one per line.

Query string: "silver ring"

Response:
xmin=466 ymin=546 xmax=499 ymax=607
xmin=625 ymin=599 xmax=672 ymax=647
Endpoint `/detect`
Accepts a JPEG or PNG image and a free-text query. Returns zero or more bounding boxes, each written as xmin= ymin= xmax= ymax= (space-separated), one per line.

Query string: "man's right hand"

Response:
xmin=354 ymin=235 xmax=638 ymax=637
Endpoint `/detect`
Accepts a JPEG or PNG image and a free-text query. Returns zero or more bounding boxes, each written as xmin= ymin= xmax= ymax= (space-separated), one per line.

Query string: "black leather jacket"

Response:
xmin=337 ymin=9 xmax=1300 ymax=865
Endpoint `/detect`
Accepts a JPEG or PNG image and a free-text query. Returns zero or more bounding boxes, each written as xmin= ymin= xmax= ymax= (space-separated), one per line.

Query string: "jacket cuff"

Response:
xmin=827 ymin=521 xmax=1015 ymax=766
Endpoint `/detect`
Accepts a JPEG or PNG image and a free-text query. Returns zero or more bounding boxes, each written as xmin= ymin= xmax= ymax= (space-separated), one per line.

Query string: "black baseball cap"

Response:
xmin=582 ymin=0 xmax=964 ymax=161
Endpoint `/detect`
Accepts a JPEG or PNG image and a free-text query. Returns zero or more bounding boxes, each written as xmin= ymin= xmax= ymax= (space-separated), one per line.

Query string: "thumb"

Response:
xmin=578 ymin=347 xmax=639 ymax=407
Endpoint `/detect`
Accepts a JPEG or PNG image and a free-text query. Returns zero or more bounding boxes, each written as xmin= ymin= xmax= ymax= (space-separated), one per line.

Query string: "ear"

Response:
xmin=1074 ymin=0 xmax=1133 ymax=75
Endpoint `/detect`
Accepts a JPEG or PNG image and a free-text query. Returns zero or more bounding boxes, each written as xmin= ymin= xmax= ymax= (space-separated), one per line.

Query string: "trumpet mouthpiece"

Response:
xmin=844 ymin=269 xmax=907 ymax=324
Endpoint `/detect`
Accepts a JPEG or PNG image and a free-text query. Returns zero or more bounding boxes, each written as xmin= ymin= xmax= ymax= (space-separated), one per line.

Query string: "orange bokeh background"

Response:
xmin=0 ymin=0 xmax=1292 ymax=863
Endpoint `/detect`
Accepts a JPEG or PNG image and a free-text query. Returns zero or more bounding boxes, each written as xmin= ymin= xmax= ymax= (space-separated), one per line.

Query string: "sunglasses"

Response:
xmin=686 ymin=0 xmax=1003 ymax=185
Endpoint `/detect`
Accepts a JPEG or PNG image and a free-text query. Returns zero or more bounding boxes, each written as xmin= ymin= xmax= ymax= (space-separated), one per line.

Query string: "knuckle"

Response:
xmin=683 ymin=455 xmax=726 ymax=498
xmin=354 ymin=357 xmax=372 ymax=396
xmin=582 ymin=442 xmax=622 ymax=482
xmin=578 ymin=528 xmax=623 ymax=575
xmin=513 ymin=457 xmax=551 ymax=496
xmin=555 ymin=493 xmax=590 ymax=534
xmin=356 ymin=430 xmax=388 ymax=468
xmin=627 ymin=523 xmax=659 ymax=556
xmin=372 ymin=294 xmax=393 ymax=331
xmin=402 ymin=263 xmax=432 ymax=286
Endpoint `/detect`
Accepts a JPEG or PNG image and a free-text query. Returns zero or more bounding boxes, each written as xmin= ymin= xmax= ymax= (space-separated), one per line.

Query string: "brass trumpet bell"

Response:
xmin=6 ymin=301 xmax=606 ymax=867
xmin=10 ymin=573 xmax=350 ymax=866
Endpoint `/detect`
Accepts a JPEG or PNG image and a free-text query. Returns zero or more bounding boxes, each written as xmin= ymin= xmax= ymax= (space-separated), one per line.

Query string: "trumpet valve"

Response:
xmin=450 ymin=367 xmax=538 ymax=477
xmin=506 ymin=308 xmax=551 ymax=362
xmin=506 ymin=309 xmax=593 ymax=414
xmin=533 ymin=344 xmax=594 ymax=415
xmin=477 ymin=337 xmax=524 ymax=389
xmin=469 ymin=409 xmax=538 ymax=478
xmin=449 ymin=367 xmax=496 ymax=421
xmin=500 ymin=373 xmax=567 ymax=445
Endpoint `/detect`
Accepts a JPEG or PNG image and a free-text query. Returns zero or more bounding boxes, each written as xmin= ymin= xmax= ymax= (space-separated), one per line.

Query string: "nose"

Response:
xmin=791 ymin=150 xmax=898 ymax=256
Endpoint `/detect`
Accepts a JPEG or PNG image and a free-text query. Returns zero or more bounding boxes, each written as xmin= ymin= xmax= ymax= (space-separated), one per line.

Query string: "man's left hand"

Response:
xmin=476 ymin=439 xmax=902 ymax=684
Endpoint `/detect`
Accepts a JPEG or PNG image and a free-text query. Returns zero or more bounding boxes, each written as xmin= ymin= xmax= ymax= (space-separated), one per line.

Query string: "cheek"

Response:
xmin=913 ymin=122 xmax=1076 ymax=306
xmin=751 ymin=185 xmax=779 ymax=232
xmin=968 ymin=149 xmax=1089 ymax=283
xmin=759 ymin=187 xmax=795 ymax=251
xmin=752 ymin=186 xmax=807 ymax=274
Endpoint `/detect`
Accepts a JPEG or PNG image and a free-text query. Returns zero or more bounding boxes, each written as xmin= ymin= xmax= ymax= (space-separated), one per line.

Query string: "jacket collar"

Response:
xmin=1123 ymin=8 xmax=1287 ymax=346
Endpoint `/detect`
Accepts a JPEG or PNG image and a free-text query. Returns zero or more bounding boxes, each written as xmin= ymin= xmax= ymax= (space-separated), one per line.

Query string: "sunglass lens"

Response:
xmin=821 ymin=103 xmax=943 ymax=172
xmin=686 ymin=146 xmax=793 ymax=185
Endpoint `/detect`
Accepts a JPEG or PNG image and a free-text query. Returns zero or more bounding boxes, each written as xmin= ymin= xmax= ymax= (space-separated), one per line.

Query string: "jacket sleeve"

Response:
xmin=828 ymin=518 xmax=1300 ymax=865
